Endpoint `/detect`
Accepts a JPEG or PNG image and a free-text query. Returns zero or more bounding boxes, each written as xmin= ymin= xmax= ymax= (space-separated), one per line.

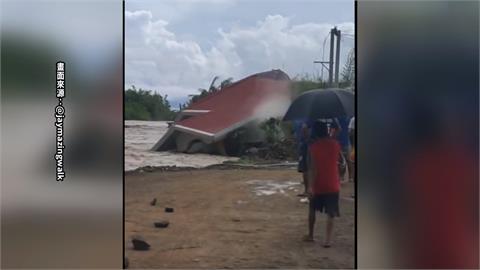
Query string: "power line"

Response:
xmin=315 ymin=28 xmax=353 ymax=83
xmin=317 ymin=34 xmax=330 ymax=81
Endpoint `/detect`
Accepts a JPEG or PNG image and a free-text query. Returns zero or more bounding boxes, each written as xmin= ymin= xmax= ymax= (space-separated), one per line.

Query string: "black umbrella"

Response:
xmin=283 ymin=88 xmax=354 ymax=121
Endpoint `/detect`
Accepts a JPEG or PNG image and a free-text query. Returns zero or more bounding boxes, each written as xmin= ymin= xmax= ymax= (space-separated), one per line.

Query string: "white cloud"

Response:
xmin=126 ymin=0 xmax=237 ymax=26
xmin=126 ymin=9 xmax=354 ymax=104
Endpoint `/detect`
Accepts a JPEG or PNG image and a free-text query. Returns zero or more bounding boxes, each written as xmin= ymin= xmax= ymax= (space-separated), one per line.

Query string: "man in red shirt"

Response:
xmin=304 ymin=121 xmax=341 ymax=247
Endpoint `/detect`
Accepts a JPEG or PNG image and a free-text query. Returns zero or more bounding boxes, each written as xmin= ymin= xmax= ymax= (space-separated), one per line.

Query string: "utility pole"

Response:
xmin=334 ymin=28 xmax=341 ymax=87
xmin=328 ymin=28 xmax=335 ymax=86
xmin=314 ymin=26 xmax=342 ymax=87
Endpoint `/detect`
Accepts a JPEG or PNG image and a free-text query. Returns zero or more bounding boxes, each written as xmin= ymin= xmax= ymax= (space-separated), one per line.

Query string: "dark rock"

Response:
xmin=132 ymin=238 xmax=150 ymax=251
xmin=154 ymin=221 xmax=170 ymax=228
xmin=165 ymin=207 xmax=174 ymax=213
xmin=150 ymin=198 xmax=157 ymax=206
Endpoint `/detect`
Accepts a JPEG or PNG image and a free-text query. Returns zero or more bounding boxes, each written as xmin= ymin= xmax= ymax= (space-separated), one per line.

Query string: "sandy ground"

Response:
xmin=125 ymin=168 xmax=354 ymax=269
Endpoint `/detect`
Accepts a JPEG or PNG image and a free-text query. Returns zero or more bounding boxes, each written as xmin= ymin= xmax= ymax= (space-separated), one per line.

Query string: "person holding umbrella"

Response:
xmin=303 ymin=120 xmax=341 ymax=246
xmin=283 ymin=88 xmax=354 ymax=245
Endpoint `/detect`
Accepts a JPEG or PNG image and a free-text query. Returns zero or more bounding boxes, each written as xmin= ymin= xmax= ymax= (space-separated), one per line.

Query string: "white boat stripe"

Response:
xmin=174 ymin=124 xmax=215 ymax=137
xmin=182 ymin=109 xmax=211 ymax=113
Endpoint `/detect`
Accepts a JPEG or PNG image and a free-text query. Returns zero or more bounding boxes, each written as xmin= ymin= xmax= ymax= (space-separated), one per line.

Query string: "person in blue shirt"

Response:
xmin=330 ymin=116 xmax=353 ymax=182
xmin=293 ymin=119 xmax=312 ymax=196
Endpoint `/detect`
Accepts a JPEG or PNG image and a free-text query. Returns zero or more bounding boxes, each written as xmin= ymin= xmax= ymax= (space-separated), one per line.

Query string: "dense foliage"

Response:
xmin=291 ymin=72 xmax=354 ymax=98
xmin=125 ymin=86 xmax=176 ymax=121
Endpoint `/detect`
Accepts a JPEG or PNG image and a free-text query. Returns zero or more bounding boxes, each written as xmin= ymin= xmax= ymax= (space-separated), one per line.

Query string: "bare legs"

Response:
xmin=305 ymin=207 xmax=335 ymax=247
xmin=303 ymin=204 xmax=315 ymax=242
xmin=347 ymin=157 xmax=354 ymax=182
xmin=308 ymin=205 xmax=315 ymax=239
xmin=303 ymin=171 xmax=308 ymax=194
xmin=324 ymin=216 xmax=334 ymax=247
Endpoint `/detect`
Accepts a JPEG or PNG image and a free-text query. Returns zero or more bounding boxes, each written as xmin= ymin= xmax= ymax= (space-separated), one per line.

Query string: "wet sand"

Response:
xmin=125 ymin=168 xmax=354 ymax=269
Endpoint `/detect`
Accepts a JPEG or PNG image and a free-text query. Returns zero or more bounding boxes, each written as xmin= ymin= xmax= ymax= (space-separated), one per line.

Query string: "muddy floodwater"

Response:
xmin=125 ymin=120 xmax=238 ymax=171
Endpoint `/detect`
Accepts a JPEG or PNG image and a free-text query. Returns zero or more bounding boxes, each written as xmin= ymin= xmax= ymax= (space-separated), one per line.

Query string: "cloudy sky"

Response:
xmin=126 ymin=0 xmax=354 ymax=108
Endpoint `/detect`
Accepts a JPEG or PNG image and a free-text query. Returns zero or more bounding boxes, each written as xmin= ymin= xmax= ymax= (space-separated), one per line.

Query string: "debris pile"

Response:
xmin=242 ymin=118 xmax=298 ymax=162
xmin=257 ymin=138 xmax=298 ymax=161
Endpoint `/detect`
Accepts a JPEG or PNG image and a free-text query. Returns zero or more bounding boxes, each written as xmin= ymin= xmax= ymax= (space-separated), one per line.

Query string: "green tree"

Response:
xmin=291 ymin=74 xmax=329 ymax=97
xmin=186 ymin=76 xmax=235 ymax=107
xmin=125 ymin=86 xmax=176 ymax=120
xmin=340 ymin=48 xmax=355 ymax=89
xmin=219 ymin=77 xmax=234 ymax=89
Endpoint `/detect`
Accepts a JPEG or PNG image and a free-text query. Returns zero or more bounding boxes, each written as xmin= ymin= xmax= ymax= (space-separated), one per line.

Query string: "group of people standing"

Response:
xmin=294 ymin=116 xmax=355 ymax=246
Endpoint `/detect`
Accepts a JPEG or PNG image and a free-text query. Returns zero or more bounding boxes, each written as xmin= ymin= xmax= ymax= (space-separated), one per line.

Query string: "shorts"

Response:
xmin=309 ymin=193 xmax=340 ymax=217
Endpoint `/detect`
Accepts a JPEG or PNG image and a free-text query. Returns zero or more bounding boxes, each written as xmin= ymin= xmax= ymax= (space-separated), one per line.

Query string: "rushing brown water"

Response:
xmin=125 ymin=120 xmax=237 ymax=171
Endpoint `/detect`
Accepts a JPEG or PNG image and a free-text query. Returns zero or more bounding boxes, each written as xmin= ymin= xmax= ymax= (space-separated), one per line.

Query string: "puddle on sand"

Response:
xmin=246 ymin=180 xmax=300 ymax=196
